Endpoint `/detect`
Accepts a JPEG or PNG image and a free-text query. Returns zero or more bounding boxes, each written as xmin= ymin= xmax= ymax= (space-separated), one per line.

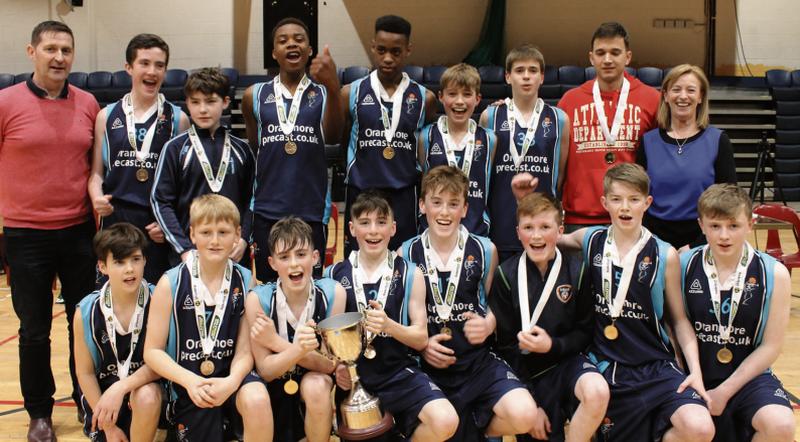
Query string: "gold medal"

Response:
xmin=136 ymin=167 xmax=149 ymax=182
xmin=363 ymin=345 xmax=376 ymax=360
xmin=716 ymin=347 xmax=733 ymax=364
xmin=382 ymin=146 xmax=395 ymax=160
xmin=603 ymin=324 xmax=619 ymax=340
xmin=200 ymin=359 xmax=215 ymax=376
xmin=284 ymin=141 xmax=297 ymax=155
xmin=604 ymin=151 xmax=615 ymax=164
xmin=283 ymin=378 xmax=299 ymax=395
xmin=441 ymin=326 xmax=452 ymax=336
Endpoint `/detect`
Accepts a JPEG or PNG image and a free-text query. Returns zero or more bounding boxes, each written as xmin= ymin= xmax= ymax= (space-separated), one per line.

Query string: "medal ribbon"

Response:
xmin=275 ymin=281 xmax=316 ymax=342
xmin=421 ymin=226 xmax=468 ymax=322
xmin=98 ymin=281 xmax=148 ymax=380
xmin=274 ymin=74 xmax=311 ymax=137
xmin=702 ymin=242 xmax=754 ymax=345
xmin=506 ymin=98 xmax=545 ymax=169
xmin=188 ymin=126 xmax=232 ymax=193
xmin=437 ymin=116 xmax=477 ymax=178
xmin=601 ymin=226 xmax=652 ymax=320
xmin=591 ymin=77 xmax=630 ymax=145
xmin=189 ymin=250 xmax=233 ymax=362
xmin=518 ymin=248 xmax=562 ymax=331
xmin=369 ymin=70 xmax=410 ymax=145
xmin=349 ymin=250 xmax=395 ymax=342
xmin=121 ymin=93 xmax=165 ymax=163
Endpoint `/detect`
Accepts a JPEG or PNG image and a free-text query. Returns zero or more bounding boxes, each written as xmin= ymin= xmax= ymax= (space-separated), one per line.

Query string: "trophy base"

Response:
xmin=338 ymin=411 xmax=394 ymax=441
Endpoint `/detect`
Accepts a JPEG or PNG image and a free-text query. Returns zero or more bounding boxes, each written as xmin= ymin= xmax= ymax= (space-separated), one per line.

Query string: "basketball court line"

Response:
xmin=0 ymin=311 xmax=65 ymax=347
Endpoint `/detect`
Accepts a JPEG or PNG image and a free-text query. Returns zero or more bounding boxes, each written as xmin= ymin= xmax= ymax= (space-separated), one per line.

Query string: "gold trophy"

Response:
xmin=316 ymin=312 xmax=394 ymax=440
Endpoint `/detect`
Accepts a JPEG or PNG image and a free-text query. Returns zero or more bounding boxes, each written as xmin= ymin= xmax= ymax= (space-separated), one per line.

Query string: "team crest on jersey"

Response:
xmin=593 ymin=253 xmax=603 ymax=267
xmin=464 ymin=255 xmax=477 ymax=282
xmin=743 ymin=276 xmax=759 ymax=303
xmin=232 ymin=287 xmax=241 ymax=303
xmin=499 ymin=120 xmax=510 ymax=131
xmin=264 ymin=93 xmax=276 ymax=104
xmin=176 ymin=423 xmax=189 ymax=441
xmin=600 ymin=417 xmax=614 ymax=438
xmin=473 ymin=139 xmax=483 ymax=160
xmin=361 ymin=94 xmax=375 ymax=106
xmin=182 ymin=295 xmax=195 ymax=310
xmin=430 ymin=143 xmax=442 ymax=155
xmin=542 ymin=116 xmax=552 ymax=137
xmin=637 ymin=256 xmax=652 ymax=282
xmin=307 ymin=90 xmax=317 ymax=107
xmin=556 ymin=284 xmax=573 ymax=303
xmin=111 ymin=117 xmax=124 ymax=130
xmin=689 ymin=279 xmax=704 ymax=294
xmin=340 ymin=276 xmax=352 ymax=289
xmin=405 ymin=92 xmax=418 ymax=114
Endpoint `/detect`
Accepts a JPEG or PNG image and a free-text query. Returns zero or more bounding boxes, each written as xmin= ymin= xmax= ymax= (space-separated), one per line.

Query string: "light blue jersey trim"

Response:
xmin=102 ymin=102 xmax=118 ymax=174
xmin=78 ymin=291 xmax=102 ymax=370
xmin=419 ymin=124 xmax=432 ymax=170
xmin=401 ymin=258 xmax=415 ymax=326
xmin=756 ymin=252 xmax=777 ymax=346
xmin=345 ymin=78 xmax=365 ymax=183
xmin=475 ymin=234 xmax=494 ymax=309
xmin=484 ymin=105 xmax=498 ymax=131
xmin=552 ymin=107 xmax=566 ymax=196
xmin=651 ymin=237 xmax=671 ymax=346
xmin=483 ymin=129 xmax=496 ymax=230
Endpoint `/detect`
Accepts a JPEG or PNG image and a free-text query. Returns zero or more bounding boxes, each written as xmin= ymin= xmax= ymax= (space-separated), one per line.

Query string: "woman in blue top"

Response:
xmin=637 ymin=64 xmax=736 ymax=250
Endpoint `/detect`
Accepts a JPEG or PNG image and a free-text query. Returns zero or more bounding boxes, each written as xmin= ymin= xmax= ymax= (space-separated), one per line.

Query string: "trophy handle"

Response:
xmin=313 ymin=326 xmax=337 ymax=362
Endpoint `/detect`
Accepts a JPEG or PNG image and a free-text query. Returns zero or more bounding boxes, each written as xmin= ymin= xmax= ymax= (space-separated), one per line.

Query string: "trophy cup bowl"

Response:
xmin=317 ymin=312 xmax=394 ymax=440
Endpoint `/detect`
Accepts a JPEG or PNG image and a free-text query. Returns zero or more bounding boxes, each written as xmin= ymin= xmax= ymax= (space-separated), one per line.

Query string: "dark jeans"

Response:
xmin=5 ymin=220 xmax=96 ymax=418
xmin=253 ymin=215 xmax=326 ymax=283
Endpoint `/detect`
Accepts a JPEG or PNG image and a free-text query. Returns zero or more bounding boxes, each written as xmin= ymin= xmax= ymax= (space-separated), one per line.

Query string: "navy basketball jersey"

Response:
xmin=164 ymin=261 xmax=251 ymax=399
xmin=485 ymin=102 xmax=565 ymax=253
xmin=102 ymin=100 xmax=182 ymax=208
xmin=346 ymin=74 xmax=427 ymax=190
xmin=250 ymin=278 xmax=337 ymax=341
xmin=420 ymin=123 xmax=495 ymax=236
xmin=401 ymin=232 xmax=494 ymax=376
xmin=325 ymin=255 xmax=416 ymax=387
xmin=77 ymin=286 xmax=153 ymax=392
xmin=252 ymin=80 xmax=330 ymax=224
xmin=582 ymin=226 xmax=675 ymax=367
xmin=681 ymin=247 xmax=777 ymax=388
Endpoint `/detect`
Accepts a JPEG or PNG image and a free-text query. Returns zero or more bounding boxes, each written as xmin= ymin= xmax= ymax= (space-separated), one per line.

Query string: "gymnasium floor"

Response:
xmin=0 ymin=226 xmax=798 ymax=441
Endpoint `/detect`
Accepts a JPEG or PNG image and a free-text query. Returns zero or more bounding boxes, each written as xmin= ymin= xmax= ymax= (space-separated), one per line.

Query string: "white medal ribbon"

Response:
xmin=592 ymin=77 xmax=630 ymax=145
xmin=702 ymin=242 xmax=754 ymax=345
xmin=121 ymin=93 xmax=165 ymax=162
xmin=274 ymin=74 xmax=311 ymax=137
xmin=369 ymin=70 xmax=409 ymax=145
xmin=188 ymin=126 xmax=232 ymax=193
xmin=98 ymin=281 xmax=148 ymax=380
xmin=421 ymin=226 xmax=468 ymax=322
xmin=506 ymin=98 xmax=545 ymax=169
xmin=518 ymin=248 xmax=562 ymax=331
xmin=275 ymin=281 xmax=316 ymax=341
xmin=438 ymin=116 xmax=477 ymax=178
xmin=189 ymin=250 xmax=233 ymax=361
xmin=349 ymin=250 xmax=395 ymax=343
xmin=601 ymin=226 xmax=652 ymax=320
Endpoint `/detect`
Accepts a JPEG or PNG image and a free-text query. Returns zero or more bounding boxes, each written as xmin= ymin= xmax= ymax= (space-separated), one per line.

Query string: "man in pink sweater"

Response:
xmin=0 ymin=21 xmax=99 ymax=442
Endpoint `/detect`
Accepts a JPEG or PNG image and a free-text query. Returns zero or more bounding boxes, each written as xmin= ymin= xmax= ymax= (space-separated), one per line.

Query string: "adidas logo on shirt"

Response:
xmin=264 ymin=93 xmax=276 ymax=104
xmin=689 ymin=279 xmax=704 ymax=294
xmin=182 ymin=295 xmax=195 ymax=310
xmin=499 ymin=120 xmax=510 ymax=131
xmin=775 ymin=388 xmax=789 ymax=401
xmin=340 ymin=276 xmax=352 ymax=289
xmin=430 ymin=143 xmax=442 ymax=154
xmin=361 ymin=95 xmax=375 ymax=106
xmin=111 ymin=118 xmax=124 ymax=130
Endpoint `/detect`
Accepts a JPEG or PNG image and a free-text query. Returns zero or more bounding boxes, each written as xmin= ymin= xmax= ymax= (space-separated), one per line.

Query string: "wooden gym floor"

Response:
xmin=0 ymin=226 xmax=798 ymax=441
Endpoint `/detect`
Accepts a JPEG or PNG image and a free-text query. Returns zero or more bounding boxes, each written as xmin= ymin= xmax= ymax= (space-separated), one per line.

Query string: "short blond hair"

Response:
xmin=505 ymin=44 xmax=545 ymax=73
xmin=421 ymin=165 xmax=469 ymax=201
xmin=657 ymin=64 xmax=710 ymax=130
xmin=189 ymin=194 xmax=240 ymax=228
xmin=517 ymin=193 xmax=563 ymax=225
xmin=603 ymin=163 xmax=649 ymax=196
xmin=697 ymin=183 xmax=752 ymax=220
xmin=440 ymin=63 xmax=481 ymax=94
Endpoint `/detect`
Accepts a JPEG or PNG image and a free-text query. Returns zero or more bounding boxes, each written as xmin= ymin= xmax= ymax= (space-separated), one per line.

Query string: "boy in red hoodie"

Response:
xmin=557 ymin=22 xmax=659 ymax=231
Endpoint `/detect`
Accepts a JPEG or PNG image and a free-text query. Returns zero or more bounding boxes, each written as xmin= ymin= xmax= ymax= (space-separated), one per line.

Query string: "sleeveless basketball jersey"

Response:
xmin=401 ymin=232 xmax=494 ymax=375
xmin=252 ymin=80 xmax=330 ymax=223
xmin=346 ymin=75 xmax=427 ymax=189
xmin=102 ymin=100 xmax=182 ymax=208
xmin=420 ymin=123 xmax=495 ymax=236
xmin=164 ymin=261 xmax=251 ymax=400
xmin=324 ymin=255 xmax=416 ymax=386
xmin=78 ymin=285 xmax=153 ymax=392
xmin=582 ymin=226 xmax=674 ymax=367
xmin=485 ymin=103 xmax=565 ymax=253
xmin=251 ymin=278 xmax=337 ymax=341
xmin=680 ymin=247 xmax=777 ymax=388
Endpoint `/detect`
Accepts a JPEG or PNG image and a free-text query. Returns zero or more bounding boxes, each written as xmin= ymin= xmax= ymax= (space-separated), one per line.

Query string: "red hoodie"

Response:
xmin=557 ymin=73 xmax=659 ymax=225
